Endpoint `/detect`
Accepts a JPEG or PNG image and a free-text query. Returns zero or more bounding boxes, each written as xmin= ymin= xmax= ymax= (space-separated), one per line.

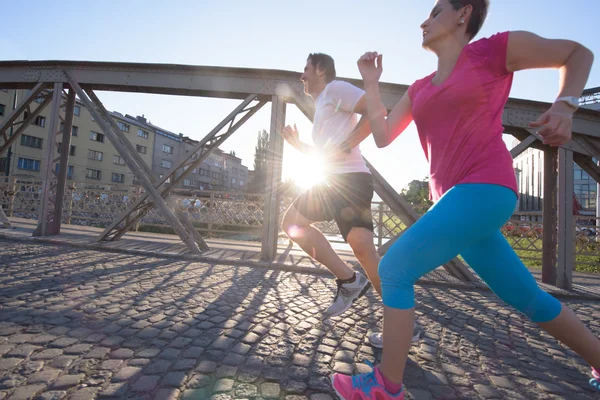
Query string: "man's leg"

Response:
xmin=281 ymin=204 xmax=354 ymax=280
xmin=346 ymin=227 xmax=381 ymax=295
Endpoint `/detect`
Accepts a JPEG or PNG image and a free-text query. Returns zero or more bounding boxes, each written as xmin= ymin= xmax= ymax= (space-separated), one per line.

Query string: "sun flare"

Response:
xmin=291 ymin=153 xmax=326 ymax=189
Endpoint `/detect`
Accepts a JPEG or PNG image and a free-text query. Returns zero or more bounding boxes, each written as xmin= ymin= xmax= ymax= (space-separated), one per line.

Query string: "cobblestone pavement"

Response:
xmin=1 ymin=240 xmax=600 ymax=400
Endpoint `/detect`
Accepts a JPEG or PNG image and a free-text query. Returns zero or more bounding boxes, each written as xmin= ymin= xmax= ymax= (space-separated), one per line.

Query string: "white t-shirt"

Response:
xmin=311 ymin=80 xmax=370 ymax=175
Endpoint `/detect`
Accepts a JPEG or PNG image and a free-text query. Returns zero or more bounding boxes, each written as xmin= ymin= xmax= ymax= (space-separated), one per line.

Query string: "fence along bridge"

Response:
xmin=0 ymin=60 xmax=599 ymax=290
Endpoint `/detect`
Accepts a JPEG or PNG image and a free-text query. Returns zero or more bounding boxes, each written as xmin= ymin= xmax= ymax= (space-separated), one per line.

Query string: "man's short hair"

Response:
xmin=307 ymin=53 xmax=336 ymax=83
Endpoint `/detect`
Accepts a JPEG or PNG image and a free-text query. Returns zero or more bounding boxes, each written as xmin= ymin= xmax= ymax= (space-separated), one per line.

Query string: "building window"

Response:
xmin=86 ymin=169 xmax=101 ymax=180
xmin=17 ymin=158 xmax=40 ymax=171
xmin=112 ymin=173 xmax=125 ymax=183
xmin=0 ymin=104 xmax=5 ymax=116
xmin=57 ymin=143 xmax=76 ymax=156
xmin=20 ymin=135 xmax=43 ymax=149
xmin=211 ymin=171 xmax=218 ymax=179
xmin=136 ymin=145 xmax=147 ymax=154
xmin=192 ymin=168 xmax=198 ymax=174
xmin=116 ymin=121 xmax=130 ymax=132
xmin=73 ymin=105 xmax=81 ymax=116
xmin=200 ymin=168 xmax=208 ymax=176
xmin=22 ymin=112 xmax=46 ymax=127
xmin=239 ymin=180 xmax=244 ymax=186
xmin=90 ymin=131 xmax=104 ymax=143
xmin=161 ymin=160 xmax=172 ymax=169
xmin=34 ymin=116 xmax=46 ymax=127
xmin=138 ymin=129 xmax=149 ymax=139
xmin=232 ymin=178 xmax=237 ymax=184
xmin=162 ymin=144 xmax=173 ymax=154
xmin=55 ymin=164 xmax=74 ymax=179
xmin=60 ymin=123 xmax=78 ymax=136
xmin=183 ymin=179 xmax=195 ymax=187
xmin=88 ymin=150 xmax=103 ymax=161
xmin=113 ymin=155 xmax=125 ymax=165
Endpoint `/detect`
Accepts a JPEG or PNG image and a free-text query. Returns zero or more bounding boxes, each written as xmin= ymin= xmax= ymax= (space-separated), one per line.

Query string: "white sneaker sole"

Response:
xmin=369 ymin=330 xmax=421 ymax=349
xmin=326 ymin=281 xmax=371 ymax=317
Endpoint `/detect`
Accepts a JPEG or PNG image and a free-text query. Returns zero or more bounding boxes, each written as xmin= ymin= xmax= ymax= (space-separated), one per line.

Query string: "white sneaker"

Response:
xmin=325 ymin=272 xmax=371 ymax=317
xmin=368 ymin=324 xmax=421 ymax=349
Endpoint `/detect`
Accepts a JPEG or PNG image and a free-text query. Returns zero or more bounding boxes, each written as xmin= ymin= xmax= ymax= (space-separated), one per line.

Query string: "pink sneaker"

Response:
xmin=589 ymin=367 xmax=600 ymax=391
xmin=330 ymin=361 xmax=404 ymax=400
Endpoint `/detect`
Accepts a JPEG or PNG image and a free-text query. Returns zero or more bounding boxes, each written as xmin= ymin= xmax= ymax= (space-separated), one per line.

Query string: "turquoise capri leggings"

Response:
xmin=379 ymin=183 xmax=562 ymax=323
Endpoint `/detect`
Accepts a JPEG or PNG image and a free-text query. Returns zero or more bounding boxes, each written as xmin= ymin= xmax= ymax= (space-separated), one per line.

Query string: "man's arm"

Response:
xmin=339 ymin=94 xmax=388 ymax=152
xmin=281 ymin=124 xmax=317 ymax=154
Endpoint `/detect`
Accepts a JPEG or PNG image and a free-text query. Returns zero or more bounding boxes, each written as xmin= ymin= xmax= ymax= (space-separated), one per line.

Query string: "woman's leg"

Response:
xmin=462 ymin=230 xmax=600 ymax=370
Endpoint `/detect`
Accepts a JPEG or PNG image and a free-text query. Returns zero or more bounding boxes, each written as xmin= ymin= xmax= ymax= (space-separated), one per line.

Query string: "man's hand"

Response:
xmin=281 ymin=124 xmax=300 ymax=147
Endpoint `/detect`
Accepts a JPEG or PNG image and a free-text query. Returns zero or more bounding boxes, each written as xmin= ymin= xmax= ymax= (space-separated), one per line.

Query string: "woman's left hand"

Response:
xmin=529 ymin=103 xmax=574 ymax=146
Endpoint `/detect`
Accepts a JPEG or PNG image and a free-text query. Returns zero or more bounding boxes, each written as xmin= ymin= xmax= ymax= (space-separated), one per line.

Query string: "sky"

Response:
xmin=1 ymin=0 xmax=599 ymax=193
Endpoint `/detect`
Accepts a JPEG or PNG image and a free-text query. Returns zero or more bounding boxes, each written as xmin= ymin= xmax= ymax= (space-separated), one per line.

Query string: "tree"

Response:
xmin=401 ymin=178 xmax=433 ymax=214
xmin=279 ymin=178 xmax=303 ymax=198
xmin=250 ymin=130 xmax=270 ymax=193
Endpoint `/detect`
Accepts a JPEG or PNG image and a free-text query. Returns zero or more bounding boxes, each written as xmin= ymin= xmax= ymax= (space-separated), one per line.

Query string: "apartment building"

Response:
xmin=222 ymin=151 xmax=248 ymax=191
xmin=0 ymin=89 xmax=155 ymax=187
xmin=0 ymin=89 xmax=250 ymax=192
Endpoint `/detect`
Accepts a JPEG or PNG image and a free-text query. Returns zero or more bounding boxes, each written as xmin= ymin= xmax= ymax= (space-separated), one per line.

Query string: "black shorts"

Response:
xmin=292 ymin=172 xmax=374 ymax=241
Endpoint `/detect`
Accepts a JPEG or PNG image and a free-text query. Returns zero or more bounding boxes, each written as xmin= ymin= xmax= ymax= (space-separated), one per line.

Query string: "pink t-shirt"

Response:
xmin=408 ymin=31 xmax=518 ymax=202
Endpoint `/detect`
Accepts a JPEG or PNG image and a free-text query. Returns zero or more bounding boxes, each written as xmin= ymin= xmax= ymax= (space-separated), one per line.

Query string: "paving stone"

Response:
xmin=83 ymin=347 xmax=110 ymax=359
xmin=184 ymin=346 xmax=204 ymax=358
xmin=236 ymin=383 xmax=259 ymax=397
xmin=172 ymin=358 xmax=197 ymax=371
xmin=169 ymin=337 xmax=192 ymax=349
xmin=154 ymin=388 xmax=180 ymax=400
xmin=536 ymin=381 xmax=566 ymax=394
xmin=145 ymin=360 xmax=172 ymax=374
xmin=128 ymin=358 xmax=151 ymax=367
xmin=132 ymin=375 xmax=160 ymax=392
xmin=261 ymin=382 xmax=281 ymax=398
xmin=37 ymin=390 xmax=67 ymax=400
xmin=31 ymin=349 xmax=63 ymax=360
xmin=7 ymin=384 xmax=46 ymax=400
xmin=196 ymin=360 xmax=217 ymax=373
xmin=63 ymin=344 xmax=91 ymax=355
xmin=110 ymin=348 xmax=134 ymax=359
xmin=68 ymin=387 xmax=100 ymax=400
xmin=213 ymin=378 xmax=235 ymax=392
xmin=182 ymin=388 xmax=207 ymax=399
xmin=474 ymin=384 xmax=500 ymax=398
xmin=310 ymin=395 xmax=335 ymax=400
xmin=27 ymin=369 xmax=60 ymax=384
xmin=112 ymin=366 xmax=142 ymax=382
xmin=137 ymin=348 xmax=160 ymax=358
xmin=101 ymin=382 xmax=128 ymax=397
xmin=405 ymin=388 xmax=433 ymax=400
xmin=7 ymin=344 xmax=41 ymax=357
xmin=489 ymin=375 xmax=514 ymax=390
xmin=51 ymin=374 xmax=83 ymax=390
xmin=160 ymin=371 xmax=187 ymax=387
xmin=49 ymin=356 xmax=76 ymax=369
xmin=186 ymin=374 xmax=210 ymax=389
xmin=0 ymin=358 xmax=23 ymax=370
